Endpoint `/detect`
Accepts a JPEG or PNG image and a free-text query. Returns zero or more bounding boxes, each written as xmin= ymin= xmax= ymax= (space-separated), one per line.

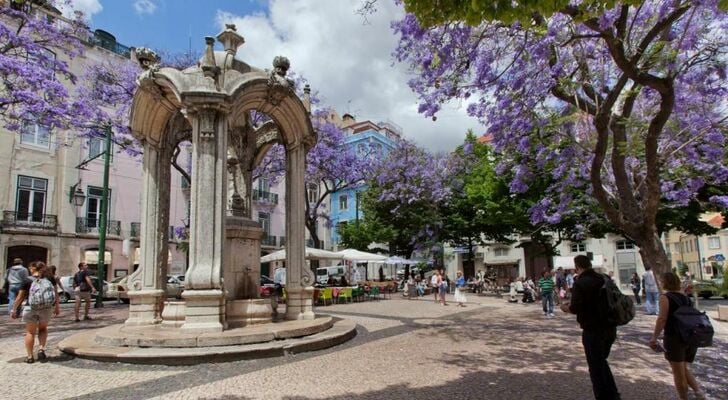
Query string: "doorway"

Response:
xmin=6 ymin=245 xmax=48 ymax=268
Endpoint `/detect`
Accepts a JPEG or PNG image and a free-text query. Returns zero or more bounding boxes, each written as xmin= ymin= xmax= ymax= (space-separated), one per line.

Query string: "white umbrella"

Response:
xmin=336 ymin=249 xmax=387 ymax=262
xmin=260 ymin=247 xmax=343 ymax=263
xmin=384 ymin=256 xmax=406 ymax=264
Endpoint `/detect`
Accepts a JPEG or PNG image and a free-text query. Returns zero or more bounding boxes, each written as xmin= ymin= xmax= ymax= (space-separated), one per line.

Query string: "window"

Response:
xmin=307 ymin=183 xmax=318 ymax=204
xmin=88 ymin=137 xmax=104 ymax=159
xmin=673 ymin=243 xmax=680 ymax=253
xmin=570 ymin=242 xmax=586 ymax=253
xmin=494 ymin=247 xmax=509 ymax=257
xmin=258 ymin=212 xmax=270 ymax=235
xmin=339 ymin=195 xmax=348 ymax=211
xmin=16 ymin=176 xmax=47 ymax=222
xmin=86 ymin=186 xmax=110 ymax=228
xmin=20 ymin=122 xmax=51 ymax=148
xmin=708 ymin=236 xmax=721 ymax=250
xmin=256 ymin=178 xmax=270 ymax=192
xmin=27 ymin=47 xmax=56 ymax=80
xmin=616 ymin=240 xmax=635 ymax=250
xmin=336 ymin=220 xmax=348 ymax=235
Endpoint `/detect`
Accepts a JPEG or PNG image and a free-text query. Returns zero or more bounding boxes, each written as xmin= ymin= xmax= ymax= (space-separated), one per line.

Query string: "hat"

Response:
xmin=13 ymin=258 xmax=23 ymax=265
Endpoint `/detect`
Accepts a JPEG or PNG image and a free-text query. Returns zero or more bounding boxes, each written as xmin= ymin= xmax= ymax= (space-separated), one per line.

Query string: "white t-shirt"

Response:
xmin=643 ymin=270 xmax=658 ymax=293
xmin=430 ymin=275 xmax=438 ymax=286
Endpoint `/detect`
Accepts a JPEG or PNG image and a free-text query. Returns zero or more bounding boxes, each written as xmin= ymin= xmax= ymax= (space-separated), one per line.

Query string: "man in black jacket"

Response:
xmin=561 ymin=255 xmax=621 ymax=400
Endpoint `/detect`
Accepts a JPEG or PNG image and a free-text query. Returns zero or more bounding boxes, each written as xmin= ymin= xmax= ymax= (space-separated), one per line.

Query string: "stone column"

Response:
xmin=181 ymin=107 xmax=228 ymax=332
xmin=126 ymin=140 xmax=170 ymax=326
xmin=285 ymin=143 xmax=315 ymax=320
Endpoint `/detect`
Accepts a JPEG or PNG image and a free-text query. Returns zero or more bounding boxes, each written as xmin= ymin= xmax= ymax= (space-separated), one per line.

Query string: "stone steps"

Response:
xmin=58 ymin=318 xmax=357 ymax=365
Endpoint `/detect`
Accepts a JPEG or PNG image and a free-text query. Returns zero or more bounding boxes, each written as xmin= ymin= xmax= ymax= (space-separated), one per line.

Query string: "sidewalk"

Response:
xmin=0 ymin=296 xmax=725 ymax=400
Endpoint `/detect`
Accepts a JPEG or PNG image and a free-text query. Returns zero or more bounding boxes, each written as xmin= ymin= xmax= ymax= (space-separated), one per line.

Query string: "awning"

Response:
xmin=484 ymin=259 xmax=520 ymax=267
xmin=84 ymin=250 xmax=112 ymax=265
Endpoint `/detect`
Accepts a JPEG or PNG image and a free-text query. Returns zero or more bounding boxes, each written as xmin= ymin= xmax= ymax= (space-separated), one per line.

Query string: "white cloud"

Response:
xmin=133 ymin=0 xmax=158 ymax=16
xmin=59 ymin=0 xmax=103 ymax=21
xmin=215 ymin=0 xmax=482 ymax=151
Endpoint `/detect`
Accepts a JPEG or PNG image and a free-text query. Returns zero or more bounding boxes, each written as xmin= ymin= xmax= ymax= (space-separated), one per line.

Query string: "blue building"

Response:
xmin=329 ymin=115 xmax=401 ymax=248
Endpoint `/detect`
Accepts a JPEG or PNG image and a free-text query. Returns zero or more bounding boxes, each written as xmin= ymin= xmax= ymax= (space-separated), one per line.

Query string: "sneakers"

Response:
xmin=37 ymin=349 xmax=47 ymax=361
xmin=543 ymin=312 xmax=548 ymax=316
xmin=74 ymin=318 xmax=81 ymax=322
xmin=548 ymin=313 xmax=555 ymax=317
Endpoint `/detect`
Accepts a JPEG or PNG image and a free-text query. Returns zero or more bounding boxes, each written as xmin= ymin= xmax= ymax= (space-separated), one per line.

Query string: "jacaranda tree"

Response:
xmin=395 ymin=0 xmax=728 ymax=273
xmin=0 ymin=0 xmax=88 ymax=132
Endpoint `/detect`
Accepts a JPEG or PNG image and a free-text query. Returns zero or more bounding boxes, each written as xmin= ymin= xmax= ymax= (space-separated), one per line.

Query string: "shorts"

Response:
xmin=664 ymin=334 xmax=697 ymax=363
xmin=22 ymin=306 xmax=53 ymax=324
xmin=75 ymin=290 xmax=92 ymax=301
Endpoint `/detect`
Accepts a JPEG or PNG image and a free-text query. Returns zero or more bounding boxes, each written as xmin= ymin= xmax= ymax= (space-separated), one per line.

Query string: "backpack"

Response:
xmin=28 ymin=278 xmax=56 ymax=310
xmin=600 ymin=274 xmax=635 ymax=326
xmin=74 ymin=271 xmax=91 ymax=291
xmin=666 ymin=292 xmax=714 ymax=348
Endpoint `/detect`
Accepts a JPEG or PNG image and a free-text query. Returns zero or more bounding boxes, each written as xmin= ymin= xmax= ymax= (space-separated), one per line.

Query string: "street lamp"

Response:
xmin=69 ymin=183 xmax=86 ymax=207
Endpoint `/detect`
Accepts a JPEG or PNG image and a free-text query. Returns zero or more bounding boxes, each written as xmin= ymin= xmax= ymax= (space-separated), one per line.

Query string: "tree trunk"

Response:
xmin=636 ymin=232 xmax=671 ymax=275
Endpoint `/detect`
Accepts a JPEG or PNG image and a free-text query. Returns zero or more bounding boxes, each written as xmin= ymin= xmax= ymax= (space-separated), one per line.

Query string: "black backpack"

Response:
xmin=600 ymin=274 xmax=635 ymax=326
xmin=666 ymin=292 xmax=714 ymax=348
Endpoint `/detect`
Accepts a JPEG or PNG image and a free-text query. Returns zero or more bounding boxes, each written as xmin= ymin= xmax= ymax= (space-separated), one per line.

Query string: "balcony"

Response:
xmin=252 ymin=189 xmax=279 ymax=205
xmin=130 ymin=222 xmax=141 ymax=238
xmin=261 ymin=235 xmax=277 ymax=246
xmin=76 ymin=217 xmax=121 ymax=236
xmin=1 ymin=211 xmax=57 ymax=232
xmin=87 ymin=30 xmax=131 ymax=58
xmin=279 ymin=236 xmax=286 ymax=247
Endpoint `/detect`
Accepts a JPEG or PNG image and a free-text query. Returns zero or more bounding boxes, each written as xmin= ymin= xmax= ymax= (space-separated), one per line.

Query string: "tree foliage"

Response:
xmin=0 ymin=0 xmax=87 ymax=131
xmin=395 ymin=0 xmax=728 ymax=272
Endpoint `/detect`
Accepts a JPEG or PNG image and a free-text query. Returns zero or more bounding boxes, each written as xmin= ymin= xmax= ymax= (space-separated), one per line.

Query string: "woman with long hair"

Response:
xmin=630 ymin=272 xmax=641 ymax=305
xmin=649 ymin=272 xmax=705 ymax=400
xmin=9 ymin=261 xmax=60 ymax=363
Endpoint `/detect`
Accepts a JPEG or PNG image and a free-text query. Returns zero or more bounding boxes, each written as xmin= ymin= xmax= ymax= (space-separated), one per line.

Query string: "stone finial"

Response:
xmin=201 ymin=36 xmax=220 ymax=81
xmin=217 ymin=23 xmax=245 ymax=56
xmin=272 ymin=56 xmax=290 ymax=77
xmin=303 ymin=84 xmax=311 ymax=113
xmin=133 ymin=47 xmax=160 ymax=70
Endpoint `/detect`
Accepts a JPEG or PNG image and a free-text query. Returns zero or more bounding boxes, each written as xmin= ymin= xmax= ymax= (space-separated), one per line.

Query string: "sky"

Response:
xmin=71 ymin=0 xmax=483 ymax=151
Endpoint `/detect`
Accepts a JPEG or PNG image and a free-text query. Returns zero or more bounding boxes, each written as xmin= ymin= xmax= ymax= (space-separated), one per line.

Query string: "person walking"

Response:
xmin=431 ymin=271 xmax=440 ymax=304
xmin=630 ymin=272 xmax=641 ymax=305
xmin=9 ymin=261 xmax=60 ymax=363
xmin=643 ymin=266 xmax=661 ymax=315
xmin=566 ymin=270 xmax=575 ymax=299
xmin=454 ymin=271 xmax=467 ymax=307
xmin=4 ymin=258 xmax=28 ymax=315
xmin=538 ymin=270 xmax=555 ymax=317
xmin=649 ymin=272 xmax=705 ymax=400
xmin=561 ymin=255 xmax=621 ymax=400
xmin=439 ymin=271 xmax=449 ymax=306
xmin=554 ymin=267 xmax=566 ymax=305
xmin=73 ymin=262 xmax=96 ymax=322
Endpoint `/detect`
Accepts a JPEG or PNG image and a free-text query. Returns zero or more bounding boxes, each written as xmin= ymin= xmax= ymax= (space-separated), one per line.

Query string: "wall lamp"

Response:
xmin=69 ymin=182 xmax=86 ymax=207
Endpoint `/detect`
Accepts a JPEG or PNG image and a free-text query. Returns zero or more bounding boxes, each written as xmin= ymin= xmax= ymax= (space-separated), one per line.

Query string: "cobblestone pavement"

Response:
xmin=0 ymin=294 xmax=725 ymax=400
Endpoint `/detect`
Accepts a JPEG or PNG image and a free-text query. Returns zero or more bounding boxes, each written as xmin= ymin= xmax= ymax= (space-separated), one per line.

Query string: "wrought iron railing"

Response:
xmin=279 ymin=236 xmax=286 ymax=247
xmin=76 ymin=217 xmax=121 ymax=236
xmin=87 ymin=30 xmax=131 ymax=58
xmin=252 ymin=189 xmax=279 ymax=204
xmin=306 ymin=239 xmax=325 ymax=249
xmin=130 ymin=222 xmax=141 ymax=238
xmin=1 ymin=211 xmax=57 ymax=231
xmin=261 ymin=235 xmax=277 ymax=246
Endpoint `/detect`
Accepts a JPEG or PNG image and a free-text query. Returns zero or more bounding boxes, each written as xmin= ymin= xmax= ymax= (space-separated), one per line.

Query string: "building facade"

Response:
xmin=329 ymin=115 xmax=401 ymax=248
xmin=0 ymin=6 xmax=187 ymax=281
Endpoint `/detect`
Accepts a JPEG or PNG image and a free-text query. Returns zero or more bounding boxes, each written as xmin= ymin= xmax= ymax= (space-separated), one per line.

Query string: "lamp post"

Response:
xmin=94 ymin=125 xmax=112 ymax=308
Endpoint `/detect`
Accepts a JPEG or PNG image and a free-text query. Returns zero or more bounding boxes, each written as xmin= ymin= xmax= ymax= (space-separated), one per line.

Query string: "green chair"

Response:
xmin=337 ymin=287 xmax=353 ymax=304
xmin=351 ymin=287 xmax=364 ymax=302
xmin=368 ymin=286 xmax=380 ymax=301
xmin=318 ymin=287 xmax=333 ymax=306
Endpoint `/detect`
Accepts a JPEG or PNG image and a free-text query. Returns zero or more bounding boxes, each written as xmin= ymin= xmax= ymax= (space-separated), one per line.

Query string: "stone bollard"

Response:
xmin=718 ymin=305 xmax=728 ymax=322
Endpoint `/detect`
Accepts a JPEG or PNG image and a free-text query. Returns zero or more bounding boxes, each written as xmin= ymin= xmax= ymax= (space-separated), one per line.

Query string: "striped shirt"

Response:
xmin=538 ymin=277 xmax=555 ymax=294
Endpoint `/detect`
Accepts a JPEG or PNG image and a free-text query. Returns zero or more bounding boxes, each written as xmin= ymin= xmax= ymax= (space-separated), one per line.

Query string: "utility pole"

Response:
xmin=95 ymin=125 xmax=112 ymax=308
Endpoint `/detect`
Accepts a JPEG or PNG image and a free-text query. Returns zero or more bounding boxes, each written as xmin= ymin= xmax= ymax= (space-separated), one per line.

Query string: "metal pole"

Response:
xmin=95 ymin=125 xmax=112 ymax=308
